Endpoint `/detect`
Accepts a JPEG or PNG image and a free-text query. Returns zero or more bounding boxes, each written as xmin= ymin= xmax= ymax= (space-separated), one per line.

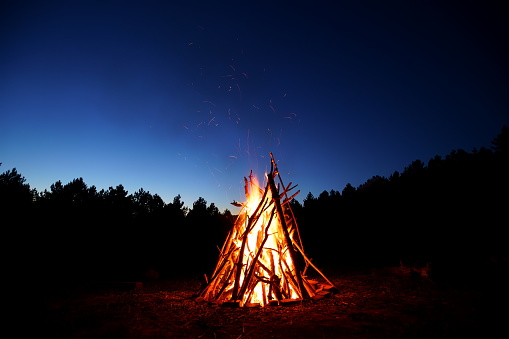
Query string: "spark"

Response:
xmin=229 ymin=65 xmax=236 ymax=71
xmin=284 ymin=113 xmax=297 ymax=119
xmin=242 ymin=72 xmax=248 ymax=78
xmin=252 ymin=105 xmax=260 ymax=110
xmin=203 ymin=100 xmax=216 ymax=106
xmin=269 ymin=105 xmax=276 ymax=113
xmin=229 ymin=155 xmax=238 ymax=159
xmin=208 ymin=117 xmax=216 ymax=126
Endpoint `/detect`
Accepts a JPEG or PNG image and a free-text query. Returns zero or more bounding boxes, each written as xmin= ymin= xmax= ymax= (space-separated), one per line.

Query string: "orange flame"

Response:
xmin=229 ymin=175 xmax=299 ymax=306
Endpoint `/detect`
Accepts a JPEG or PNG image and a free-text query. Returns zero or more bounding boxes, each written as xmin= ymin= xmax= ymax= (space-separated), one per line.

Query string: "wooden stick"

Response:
xmin=282 ymin=190 xmax=300 ymax=205
xmin=302 ymin=277 xmax=317 ymax=297
xmin=206 ymin=257 xmax=234 ymax=298
xmin=281 ymin=256 xmax=302 ymax=299
xmin=237 ymin=206 xmax=276 ymax=300
xmin=244 ymin=279 xmax=260 ymax=305
xmin=291 ymin=240 xmax=336 ymax=289
xmin=214 ymin=267 xmax=235 ymax=300
xmin=231 ymin=181 xmax=270 ymax=300
xmin=270 ymin=153 xmax=305 ymax=254
xmin=303 ymin=261 xmax=310 ymax=276
xmin=267 ymin=169 xmax=309 ymax=299
xmin=199 ymin=233 xmax=241 ymax=292
xmin=256 ymin=274 xmax=283 ymax=301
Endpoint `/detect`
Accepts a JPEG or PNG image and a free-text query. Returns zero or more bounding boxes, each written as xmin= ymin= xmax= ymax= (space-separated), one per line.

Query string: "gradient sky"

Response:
xmin=1 ymin=0 xmax=508 ymax=212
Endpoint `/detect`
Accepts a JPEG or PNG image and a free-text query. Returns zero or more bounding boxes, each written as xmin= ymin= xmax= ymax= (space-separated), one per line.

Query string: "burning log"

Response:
xmin=196 ymin=154 xmax=337 ymax=307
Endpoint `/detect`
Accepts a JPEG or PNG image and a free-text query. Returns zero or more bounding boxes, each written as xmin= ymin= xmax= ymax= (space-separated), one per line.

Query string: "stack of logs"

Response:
xmin=196 ymin=153 xmax=337 ymax=307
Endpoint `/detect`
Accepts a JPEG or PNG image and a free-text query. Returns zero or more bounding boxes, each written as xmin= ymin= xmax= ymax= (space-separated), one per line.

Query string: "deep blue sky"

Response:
xmin=1 ymin=0 xmax=508 ymax=211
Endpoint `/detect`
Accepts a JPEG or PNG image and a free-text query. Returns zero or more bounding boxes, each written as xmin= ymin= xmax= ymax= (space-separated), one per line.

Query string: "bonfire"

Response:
xmin=196 ymin=153 xmax=336 ymax=307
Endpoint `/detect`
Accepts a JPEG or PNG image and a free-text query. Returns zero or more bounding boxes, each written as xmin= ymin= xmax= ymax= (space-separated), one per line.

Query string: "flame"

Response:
xmin=230 ymin=175 xmax=299 ymax=306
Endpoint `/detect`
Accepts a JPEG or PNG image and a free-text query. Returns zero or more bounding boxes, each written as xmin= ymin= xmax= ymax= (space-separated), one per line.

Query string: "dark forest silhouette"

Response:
xmin=2 ymin=126 xmax=508 ymax=287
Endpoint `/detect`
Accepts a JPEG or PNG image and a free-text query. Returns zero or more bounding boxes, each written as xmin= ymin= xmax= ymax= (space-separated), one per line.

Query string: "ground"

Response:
xmin=38 ymin=271 xmax=503 ymax=338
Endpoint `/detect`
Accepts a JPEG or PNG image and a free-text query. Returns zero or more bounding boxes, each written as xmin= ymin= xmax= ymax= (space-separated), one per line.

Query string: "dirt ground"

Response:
xmin=37 ymin=271 xmax=505 ymax=338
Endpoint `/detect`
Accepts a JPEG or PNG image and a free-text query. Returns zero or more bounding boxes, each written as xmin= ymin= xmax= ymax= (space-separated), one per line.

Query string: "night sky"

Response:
xmin=1 ymin=0 xmax=508 ymax=212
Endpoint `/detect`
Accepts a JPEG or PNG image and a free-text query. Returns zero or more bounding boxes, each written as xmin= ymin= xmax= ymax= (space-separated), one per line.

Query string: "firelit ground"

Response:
xmin=37 ymin=270 xmax=505 ymax=338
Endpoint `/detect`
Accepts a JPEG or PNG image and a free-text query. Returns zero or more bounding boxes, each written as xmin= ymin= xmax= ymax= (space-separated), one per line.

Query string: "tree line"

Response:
xmin=292 ymin=126 xmax=508 ymax=285
xmin=2 ymin=171 xmax=234 ymax=282
xmin=2 ymin=126 xmax=508 ymax=284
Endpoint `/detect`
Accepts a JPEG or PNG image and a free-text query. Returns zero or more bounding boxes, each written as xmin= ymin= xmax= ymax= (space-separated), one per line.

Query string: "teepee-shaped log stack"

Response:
xmin=196 ymin=153 xmax=337 ymax=307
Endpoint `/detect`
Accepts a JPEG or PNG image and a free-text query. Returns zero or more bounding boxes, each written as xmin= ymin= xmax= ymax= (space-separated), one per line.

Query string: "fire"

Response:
xmin=234 ymin=175 xmax=299 ymax=306
xmin=197 ymin=154 xmax=337 ymax=307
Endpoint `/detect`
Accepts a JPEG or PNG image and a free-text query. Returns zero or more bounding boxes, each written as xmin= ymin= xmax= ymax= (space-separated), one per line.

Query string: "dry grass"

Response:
xmin=38 ymin=271 xmax=499 ymax=338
